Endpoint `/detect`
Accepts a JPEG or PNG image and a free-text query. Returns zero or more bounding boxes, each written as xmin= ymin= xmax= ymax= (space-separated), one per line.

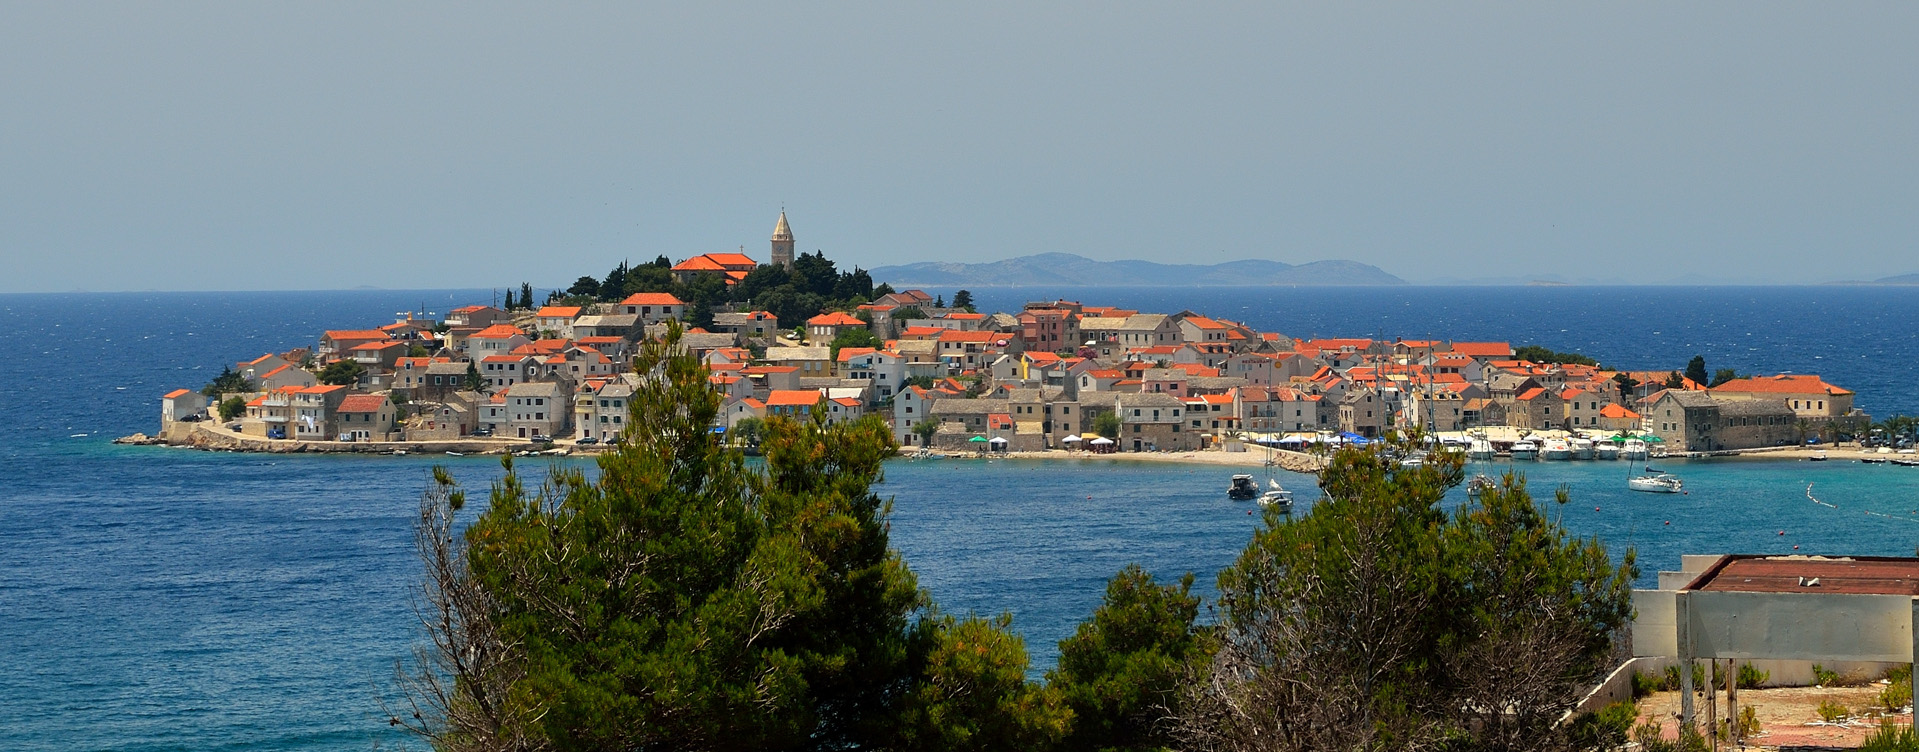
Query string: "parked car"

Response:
xmin=578 ymin=436 xmax=599 ymax=445
xmin=471 ymin=427 xmax=492 ymax=437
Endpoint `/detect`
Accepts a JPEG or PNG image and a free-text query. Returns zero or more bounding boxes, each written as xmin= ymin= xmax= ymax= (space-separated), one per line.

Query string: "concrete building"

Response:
xmin=335 ymin=394 xmax=396 ymax=441
xmin=162 ymin=388 xmax=208 ymax=425
xmin=504 ymin=381 xmax=567 ymax=440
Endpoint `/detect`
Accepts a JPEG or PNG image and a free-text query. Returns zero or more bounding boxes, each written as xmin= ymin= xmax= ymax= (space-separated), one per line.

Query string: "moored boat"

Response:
xmin=1595 ymin=442 xmax=1620 ymax=461
xmin=1229 ymin=474 xmax=1259 ymax=500
xmin=1629 ymin=468 xmax=1684 ymax=493
xmin=1510 ymin=440 xmax=1539 ymax=461
xmin=1258 ymin=479 xmax=1294 ymax=511
xmin=1621 ymin=439 xmax=1649 ymax=461
xmin=1541 ymin=438 xmax=1572 ymax=461
xmin=1570 ymin=437 xmax=1594 ymax=460
xmin=1467 ymin=437 xmax=1495 ymax=460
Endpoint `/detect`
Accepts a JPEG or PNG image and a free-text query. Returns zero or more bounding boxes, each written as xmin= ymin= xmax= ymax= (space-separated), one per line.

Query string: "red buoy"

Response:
xmin=1793 ymin=545 xmax=1800 ymax=550
xmin=1779 ymin=530 xmax=1786 ymax=536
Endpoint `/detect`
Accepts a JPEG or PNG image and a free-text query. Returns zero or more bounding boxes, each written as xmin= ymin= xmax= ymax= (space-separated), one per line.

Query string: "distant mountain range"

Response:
xmin=1875 ymin=272 xmax=1919 ymax=285
xmin=870 ymin=253 xmax=1405 ymax=287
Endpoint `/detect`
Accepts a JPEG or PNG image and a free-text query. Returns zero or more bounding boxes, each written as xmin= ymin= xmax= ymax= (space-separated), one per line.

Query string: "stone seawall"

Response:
xmin=119 ymin=422 xmax=562 ymax=456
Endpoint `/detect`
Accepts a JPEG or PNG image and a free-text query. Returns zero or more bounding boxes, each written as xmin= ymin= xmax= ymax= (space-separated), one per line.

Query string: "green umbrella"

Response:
xmin=1642 ymin=434 xmax=1665 ymax=443
xmin=1609 ymin=434 xmax=1629 ymax=444
xmin=968 ymin=435 xmax=988 ymax=442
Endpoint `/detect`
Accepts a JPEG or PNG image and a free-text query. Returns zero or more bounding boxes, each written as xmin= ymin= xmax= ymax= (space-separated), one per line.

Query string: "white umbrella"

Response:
xmin=988 ymin=436 xmax=1008 ymax=445
xmin=1061 ymin=434 xmax=1083 ymax=443
xmin=1088 ymin=437 xmax=1114 ymax=445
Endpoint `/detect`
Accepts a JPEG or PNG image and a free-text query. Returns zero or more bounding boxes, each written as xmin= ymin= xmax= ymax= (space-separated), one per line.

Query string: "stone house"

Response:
xmin=1508 ymin=387 xmax=1564 ymax=431
xmin=335 ymin=394 xmax=396 ymax=441
xmin=619 ymin=293 xmax=686 ymax=325
xmin=1114 ymin=392 xmax=1192 ymax=452
xmin=1337 ymin=387 xmax=1386 ymax=438
xmin=806 ymin=311 xmax=867 ymax=341
xmin=504 ymin=381 xmax=567 ymax=440
xmin=534 ymin=306 xmax=583 ymax=339
xmin=1710 ymin=374 xmax=1856 ymax=422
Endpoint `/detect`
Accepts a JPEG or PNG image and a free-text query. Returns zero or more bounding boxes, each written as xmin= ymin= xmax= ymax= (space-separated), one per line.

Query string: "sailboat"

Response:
xmin=1259 ymin=478 xmax=1294 ymax=511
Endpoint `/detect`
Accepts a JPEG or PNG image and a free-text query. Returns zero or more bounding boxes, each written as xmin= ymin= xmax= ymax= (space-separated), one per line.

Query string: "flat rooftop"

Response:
xmin=1691 ymin=555 xmax=1919 ymax=596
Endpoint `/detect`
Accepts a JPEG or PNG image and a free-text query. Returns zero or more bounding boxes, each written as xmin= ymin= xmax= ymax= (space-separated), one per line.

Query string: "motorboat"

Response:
xmin=1467 ymin=474 xmax=1497 ymax=499
xmin=1621 ymin=439 xmax=1649 ymax=461
xmin=1258 ymin=479 xmax=1294 ymax=511
xmin=1595 ymin=442 xmax=1620 ymax=461
xmin=1809 ymin=452 xmax=1828 ymax=462
xmin=1229 ymin=474 xmax=1259 ymax=500
xmin=1629 ymin=468 xmax=1684 ymax=494
xmin=1570 ymin=437 xmax=1594 ymax=460
xmin=1541 ymin=438 xmax=1572 ymax=461
xmin=1467 ymin=437 xmax=1495 ymax=460
xmin=1510 ymin=440 xmax=1539 ymax=461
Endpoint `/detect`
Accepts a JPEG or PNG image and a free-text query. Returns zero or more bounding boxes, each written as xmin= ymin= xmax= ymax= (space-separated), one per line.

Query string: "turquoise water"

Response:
xmin=4 ymin=287 xmax=1919 ymax=750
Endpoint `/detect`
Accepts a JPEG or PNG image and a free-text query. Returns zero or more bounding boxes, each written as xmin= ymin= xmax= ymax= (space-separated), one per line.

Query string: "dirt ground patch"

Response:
xmin=1636 ymin=683 xmax=1910 ymax=749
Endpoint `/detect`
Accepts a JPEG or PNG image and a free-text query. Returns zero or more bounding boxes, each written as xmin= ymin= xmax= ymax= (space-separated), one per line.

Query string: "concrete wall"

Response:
xmin=1633 ymin=590 xmax=1679 ymax=658
xmin=1688 ymin=590 xmax=1913 ymax=663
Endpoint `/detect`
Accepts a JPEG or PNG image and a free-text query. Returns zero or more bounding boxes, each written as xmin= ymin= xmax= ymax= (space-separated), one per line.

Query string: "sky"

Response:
xmin=1 ymin=3 xmax=1914 ymax=291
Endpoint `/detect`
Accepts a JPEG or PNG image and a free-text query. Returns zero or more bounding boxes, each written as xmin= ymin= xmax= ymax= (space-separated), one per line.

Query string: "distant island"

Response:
xmin=869 ymin=252 xmax=1405 ymax=287
xmin=1875 ymin=272 xmax=1919 ymax=285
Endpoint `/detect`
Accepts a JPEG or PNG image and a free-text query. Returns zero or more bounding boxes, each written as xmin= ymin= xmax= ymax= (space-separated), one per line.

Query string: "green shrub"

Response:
xmin=1860 ymin=719 xmax=1919 ymax=752
xmin=1882 ymin=668 xmax=1913 ymax=712
xmin=1569 ymin=701 xmax=1637 ymax=750
xmin=1739 ymin=705 xmax=1761 ymax=737
xmin=1817 ymin=699 xmax=1851 ymax=723
xmin=1738 ymin=662 xmax=1769 ymax=689
xmin=1635 ymin=720 xmax=1709 ymax=752
xmin=1814 ymin=663 xmax=1842 ymax=686
xmin=1633 ymin=670 xmax=1665 ymax=698
xmin=1664 ymin=662 xmax=1708 ymax=692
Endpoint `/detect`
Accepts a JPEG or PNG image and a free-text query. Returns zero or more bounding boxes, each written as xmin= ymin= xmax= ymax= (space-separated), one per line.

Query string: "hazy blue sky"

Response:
xmin=2 ymin=3 xmax=1914 ymax=291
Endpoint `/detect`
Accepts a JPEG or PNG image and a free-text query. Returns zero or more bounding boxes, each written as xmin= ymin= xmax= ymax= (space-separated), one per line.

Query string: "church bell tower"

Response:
xmin=770 ymin=211 xmax=795 ymax=270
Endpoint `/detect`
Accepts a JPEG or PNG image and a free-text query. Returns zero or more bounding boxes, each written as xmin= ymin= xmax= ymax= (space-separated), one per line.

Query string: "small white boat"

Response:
xmin=1229 ymin=474 xmax=1259 ymax=500
xmin=1510 ymin=441 xmax=1539 ymax=461
xmin=1541 ymin=438 xmax=1572 ymax=461
xmin=1258 ymin=479 xmax=1294 ymax=511
xmin=1629 ymin=468 xmax=1684 ymax=494
xmin=1595 ymin=442 xmax=1621 ymax=461
xmin=1621 ymin=439 xmax=1649 ymax=461
xmin=1809 ymin=452 xmax=1828 ymax=462
xmin=1571 ymin=438 xmax=1594 ymax=460
xmin=1467 ymin=474 xmax=1496 ymax=499
xmin=1467 ymin=437 xmax=1495 ymax=460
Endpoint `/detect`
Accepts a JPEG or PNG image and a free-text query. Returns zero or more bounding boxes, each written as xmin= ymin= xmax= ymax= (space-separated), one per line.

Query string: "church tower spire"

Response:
xmin=770 ymin=211 xmax=795 ymax=270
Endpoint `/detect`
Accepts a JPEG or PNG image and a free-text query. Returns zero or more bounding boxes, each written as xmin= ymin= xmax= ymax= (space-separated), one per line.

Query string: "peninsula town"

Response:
xmin=143 ymin=214 xmax=1874 ymax=460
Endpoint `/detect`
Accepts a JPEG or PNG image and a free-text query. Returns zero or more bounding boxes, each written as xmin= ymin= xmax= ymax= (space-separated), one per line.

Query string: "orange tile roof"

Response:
xmin=1448 ymin=342 xmax=1513 ymax=357
xmin=351 ymin=341 xmax=407 ymax=351
xmin=1599 ymin=403 xmax=1641 ymax=419
xmin=536 ymin=306 xmax=582 ymax=317
xmin=746 ymin=365 xmax=799 ymax=374
xmin=164 ymin=388 xmax=192 ymax=399
xmin=471 ymin=324 xmax=526 ymax=339
xmin=832 ymin=397 xmax=862 ymax=407
xmin=807 ymin=311 xmax=865 ymax=326
xmin=944 ymin=312 xmax=984 ymax=320
xmin=337 ymin=394 xmax=389 ymax=413
xmin=837 ymin=347 xmax=878 ymax=362
xmin=900 ymin=326 xmax=947 ymax=338
xmin=1516 ymin=387 xmax=1548 ymax=401
xmin=938 ymin=330 xmax=999 ymax=343
xmin=247 ymin=396 xmax=266 ymax=407
xmin=621 ymin=292 xmax=685 ymax=306
xmin=324 ymin=329 xmax=389 ymax=341
xmin=1183 ymin=315 xmax=1227 ymax=329
xmin=1712 ymin=374 xmax=1852 ymax=396
xmin=766 ymin=389 xmax=825 ymax=407
xmin=671 ymin=256 xmax=728 ymax=272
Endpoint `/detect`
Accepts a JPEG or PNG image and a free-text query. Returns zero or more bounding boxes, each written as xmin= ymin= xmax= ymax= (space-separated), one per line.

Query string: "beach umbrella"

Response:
xmin=1642 ymin=434 xmax=1665 ymax=443
xmin=988 ymin=436 xmax=1008 ymax=445
xmin=1089 ymin=437 xmax=1114 ymax=445
xmin=1061 ymin=434 xmax=1083 ymax=443
xmin=968 ymin=435 xmax=988 ymax=443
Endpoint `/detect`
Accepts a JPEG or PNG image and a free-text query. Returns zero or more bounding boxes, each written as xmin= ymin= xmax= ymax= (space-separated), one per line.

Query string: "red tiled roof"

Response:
xmin=671 ymin=256 xmax=728 ymax=271
xmin=938 ymin=330 xmax=998 ymax=343
xmin=621 ymin=292 xmax=685 ymax=306
xmin=536 ymin=306 xmax=582 ymax=318
xmin=1448 ymin=342 xmax=1513 ymax=357
xmin=766 ymin=389 xmax=825 ymax=407
xmin=324 ymin=329 xmax=389 ymax=341
xmin=164 ymin=388 xmax=192 ymax=399
xmin=1516 ymin=387 xmax=1548 ymax=400
xmin=337 ymin=394 xmax=388 ymax=413
xmin=471 ymin=324 xmax=526 ymax=339
xmin=1712 ymin=374 xmax=1853 ymax=396
xmin=1599 ymin=404 xmax=1640 ymax=419
xmin=837 ymin=347 xmax=878 ymax=362
xmin=807 ymin=311 xmax=865 ymax=326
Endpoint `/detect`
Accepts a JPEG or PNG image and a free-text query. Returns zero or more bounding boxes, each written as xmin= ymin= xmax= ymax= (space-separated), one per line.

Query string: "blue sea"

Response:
xmin=5 ymin=286 xmax=1919 ymax=750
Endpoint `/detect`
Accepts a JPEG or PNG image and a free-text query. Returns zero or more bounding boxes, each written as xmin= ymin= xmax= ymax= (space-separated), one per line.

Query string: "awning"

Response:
xmin=968 ymin=435 xmax=988 ymax=442
xmin=1060 ymin=434 xmax=1082 ymax=443
xmin=1089 ymin=437 xmax=1114 ymax=445
xmin=988 ymin=436 xmax=1008 ymax=445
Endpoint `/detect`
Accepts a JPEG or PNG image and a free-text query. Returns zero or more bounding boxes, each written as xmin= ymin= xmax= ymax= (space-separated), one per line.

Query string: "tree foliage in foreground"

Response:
xmin=393 ymin=327 xmax=1061 ymax=751
xmin=1049 ymin=565 xmax=1211 ymax=752
xmin=1177 ymin=436 xmax=1637 ymax=752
